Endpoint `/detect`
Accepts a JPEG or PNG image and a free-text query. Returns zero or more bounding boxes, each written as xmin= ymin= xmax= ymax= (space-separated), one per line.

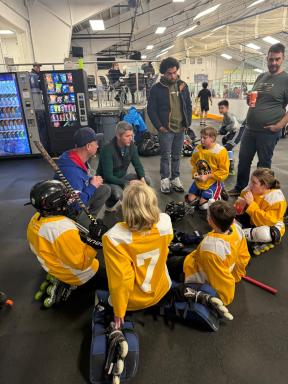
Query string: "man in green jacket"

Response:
xmin=97 ymin=121 xmax=151 ymax=211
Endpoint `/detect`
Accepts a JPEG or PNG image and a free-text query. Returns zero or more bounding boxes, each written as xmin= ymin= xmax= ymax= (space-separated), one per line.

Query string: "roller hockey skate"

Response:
xmin=184 ymin=286 xmax=233 ymax=321
xmin=250 ymin=242 xmax=274 ymax=256
xmin=0 ymin=291 xmax=14 ymax=309
xmin=34 ymin=274 xmax=77 ymax=308
xmin=105 ymin=322 xmax=129 ymax=384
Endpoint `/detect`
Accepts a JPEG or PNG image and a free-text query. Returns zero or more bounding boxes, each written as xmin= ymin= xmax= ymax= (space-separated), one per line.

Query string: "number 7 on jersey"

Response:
xmin=136 ymin=249 xmax=160 ymax=292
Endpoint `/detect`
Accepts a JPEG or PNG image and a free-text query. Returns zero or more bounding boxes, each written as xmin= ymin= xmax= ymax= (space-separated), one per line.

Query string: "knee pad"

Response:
xmin=243 ymin=226 xmax=272 ymax=243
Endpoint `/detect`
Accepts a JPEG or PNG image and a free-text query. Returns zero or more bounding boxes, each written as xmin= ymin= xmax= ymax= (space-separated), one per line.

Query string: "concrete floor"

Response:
xmin=0 ymin=121 xmax=288 ymax=384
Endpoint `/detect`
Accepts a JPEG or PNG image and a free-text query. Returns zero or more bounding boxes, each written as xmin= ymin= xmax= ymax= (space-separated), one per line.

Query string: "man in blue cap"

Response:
xmin=56 ymin=127 xmax=111 ymax=225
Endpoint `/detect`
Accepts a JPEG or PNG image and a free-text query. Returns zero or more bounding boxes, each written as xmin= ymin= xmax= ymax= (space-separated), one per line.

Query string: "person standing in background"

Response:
xmin=197 ymin=82 xmax=212 ymax=126
xmin=229 ymin=43 xmax=288 ymax=197
xmin=147 ymin=57 xmax=192 ymax=194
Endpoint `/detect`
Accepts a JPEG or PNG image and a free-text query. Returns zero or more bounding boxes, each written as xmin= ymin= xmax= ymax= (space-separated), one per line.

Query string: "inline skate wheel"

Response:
xmin=43 ymin=297 xmax=53 ymax=308
xmin=34 ymin=291 xmax=44 ymax=301
xmin=39 ymin=281 xmax=49 ymax=291
xmin=46 ymin=285 xmax=54 ymax=296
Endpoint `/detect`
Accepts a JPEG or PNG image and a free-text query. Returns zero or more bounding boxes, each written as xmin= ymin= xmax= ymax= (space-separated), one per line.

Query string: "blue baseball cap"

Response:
xmin=73 ymin=127 xmax=103 ymax=147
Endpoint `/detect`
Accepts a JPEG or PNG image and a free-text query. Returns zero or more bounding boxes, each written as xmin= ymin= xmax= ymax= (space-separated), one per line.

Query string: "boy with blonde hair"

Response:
xmin=187 ymin=126 xmax=229 ymax=210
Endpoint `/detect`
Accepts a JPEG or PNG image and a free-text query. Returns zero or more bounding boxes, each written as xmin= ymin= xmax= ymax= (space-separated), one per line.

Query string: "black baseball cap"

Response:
xmin=73 ymin=127 xmax=103 ymax=147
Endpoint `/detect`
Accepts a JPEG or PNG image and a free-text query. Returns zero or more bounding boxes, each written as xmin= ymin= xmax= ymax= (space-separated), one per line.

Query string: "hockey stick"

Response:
xmin=34 ymin=140 xmax=97 ymax=225
xmin=243 ymin=276 xmax=278 ymax=295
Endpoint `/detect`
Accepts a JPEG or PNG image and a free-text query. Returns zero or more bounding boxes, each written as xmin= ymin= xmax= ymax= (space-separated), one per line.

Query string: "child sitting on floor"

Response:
xmin=235 ymin=168 xmax=287 ymax=255
xmin=102 ymin=182 xmax=232 ymax=329
xmin=182 ymin=200 xmax=250 ymax=305
xmin=27 ymin=180 xmax=103 ymax=291
xmin=186 ymin=126 xmax=229 ymax=210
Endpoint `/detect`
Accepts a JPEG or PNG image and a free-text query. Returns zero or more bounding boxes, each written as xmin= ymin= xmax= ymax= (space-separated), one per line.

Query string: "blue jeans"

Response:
xmin=235 ymin=129 xmax=281 ymax=191
xmin=159 ymin=131 xmax=185 ymax=179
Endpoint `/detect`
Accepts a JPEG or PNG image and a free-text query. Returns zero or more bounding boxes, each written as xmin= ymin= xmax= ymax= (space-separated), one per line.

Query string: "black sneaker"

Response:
xmin=228 ymin=188 xmax=240 ymax=197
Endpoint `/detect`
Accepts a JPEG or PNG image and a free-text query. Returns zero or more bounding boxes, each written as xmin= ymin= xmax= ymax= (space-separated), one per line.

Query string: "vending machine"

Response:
xmin=40 ymin=69 xmax=89 ymax=155
xmin=0 ymin=72 xmax=40 ymax=158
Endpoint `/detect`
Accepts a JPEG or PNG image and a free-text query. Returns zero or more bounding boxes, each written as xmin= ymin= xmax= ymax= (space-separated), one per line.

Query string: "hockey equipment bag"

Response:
xmin=90 ymin=290 xmax=139 ymax=384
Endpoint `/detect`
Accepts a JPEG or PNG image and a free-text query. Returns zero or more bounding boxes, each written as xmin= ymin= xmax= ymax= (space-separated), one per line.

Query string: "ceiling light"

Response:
xmin=156 ymin=50 xmax=169 ymax=58
xmin=212 ymin=25 xmax=226 ymax=32
xmin=146 ymin=45 xmax=154 ymax=50
xmin=194 ymin=4 xmax=221 ymax=21
xmin=262 ymin=36 xmax=280 ymax=44
xmin=247 ymin=0 xmax=265 ymax=8
xmin=161 ymin=45 xmax=174 ymax=52
xmin=221 ymin=53 xmax=232 ymax=60
xmin=254 ymin=68 xmax=264 ymax=73
xmin=246 ymin=43 xmax=261 ymax=50
xmin=173 ymin=0 xmax=185 ymax=2
xmin=177 ymin=25 xmax=198 ymax=37
xmin=0 ymin=30 xmax=14 ymax=35
xmin=89 ymin=20 xmax=105 ymax=31
xmin=155 ymin=27 xmax=166 ymax=34
xmin=141 ymin=55 xmax=147 ymax=59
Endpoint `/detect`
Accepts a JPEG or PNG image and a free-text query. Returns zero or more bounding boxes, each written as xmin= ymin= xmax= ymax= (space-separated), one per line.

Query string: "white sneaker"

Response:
xmin=160 ymin=178 xmax=171 ymax=194
xmin=171 ymin=177 xmax=184 ymax=192
xmin=105 ymin=200 xmax=122 ymax=212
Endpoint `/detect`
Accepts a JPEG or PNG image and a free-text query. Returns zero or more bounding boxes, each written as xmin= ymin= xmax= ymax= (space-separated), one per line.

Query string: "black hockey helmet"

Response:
xmin=165 ymin=201 xmax=186 ymax=222
xmin=29 ymin=180 xmax=70 ymax=214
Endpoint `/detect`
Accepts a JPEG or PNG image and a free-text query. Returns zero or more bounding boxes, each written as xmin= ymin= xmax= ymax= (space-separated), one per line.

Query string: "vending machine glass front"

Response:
xmin=0 ymin=73 xmax=31 ymax=156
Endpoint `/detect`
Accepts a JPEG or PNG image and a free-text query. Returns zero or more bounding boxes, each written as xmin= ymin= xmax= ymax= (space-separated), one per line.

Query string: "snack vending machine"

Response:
xmin=0 ymin=72 xmax=40 ymax=158
xmin=40 ymin=69 xmax=89 ymax=155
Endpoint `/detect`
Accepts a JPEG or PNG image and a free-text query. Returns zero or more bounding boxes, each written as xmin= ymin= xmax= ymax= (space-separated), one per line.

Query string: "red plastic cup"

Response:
xmin=235 ymin=197 xmax=247 ymax=215
xmin=248 ymin=91 xmax=258 ymax=107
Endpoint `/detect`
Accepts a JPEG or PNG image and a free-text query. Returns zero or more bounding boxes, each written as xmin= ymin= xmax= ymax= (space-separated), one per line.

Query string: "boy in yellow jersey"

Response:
xmin=236 ymin=168 xmax=287 ymax=255
xmin=27 ymin=180 xmax=101 ymax=289
xmin=183 ymin=200 xmax=250 ymax=305
xmin=103 ymin=182 xmax=233 ymax=329
xmin=187 ymin=126 xmax=229 ymax=210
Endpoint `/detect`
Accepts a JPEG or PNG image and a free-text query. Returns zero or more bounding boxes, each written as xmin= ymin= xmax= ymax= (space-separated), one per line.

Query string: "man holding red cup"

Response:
xmin=229 ymin=43 xmax=288 ymax=197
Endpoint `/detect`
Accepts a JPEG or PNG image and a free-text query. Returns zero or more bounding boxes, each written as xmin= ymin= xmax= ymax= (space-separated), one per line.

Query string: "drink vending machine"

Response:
xmin=40 ymin=69 xmax=89 ymax=155
xmin=0 ymin=72 xmax=40 ymax=158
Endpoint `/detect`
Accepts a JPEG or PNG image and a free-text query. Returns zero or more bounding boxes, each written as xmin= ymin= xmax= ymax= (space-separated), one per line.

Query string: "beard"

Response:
xmin=268 ymin=64 xmax=280 ymax=74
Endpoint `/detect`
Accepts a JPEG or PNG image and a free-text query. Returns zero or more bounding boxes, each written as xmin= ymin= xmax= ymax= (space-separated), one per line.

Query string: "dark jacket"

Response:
xmin=56 ymin=150 xmax=96 ymax=207
xmin=147 ymin=78 xmax=192 ymax=131
xmin=97 ymin=137 xmax=145 ymax=187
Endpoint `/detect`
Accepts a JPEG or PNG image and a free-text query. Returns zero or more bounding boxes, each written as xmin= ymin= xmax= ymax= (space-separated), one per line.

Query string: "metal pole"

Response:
xmin=136 ymin=65 xmax=139 ymax=105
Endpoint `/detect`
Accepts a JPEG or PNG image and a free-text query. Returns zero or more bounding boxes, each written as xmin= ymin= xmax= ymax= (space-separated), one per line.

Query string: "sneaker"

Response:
xmin=171 ymin=177 xmax=184 ymax=192
xmin=105 ymin=200 xmax=122 ymax=212
xmin=228 ymin=187 xmax=240 ymax=197
xmin=160 ymin=178 xmax=171 ymax=194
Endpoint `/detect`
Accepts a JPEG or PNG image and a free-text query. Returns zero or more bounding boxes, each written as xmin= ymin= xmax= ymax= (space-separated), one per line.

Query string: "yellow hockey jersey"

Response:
xmin=27 ymin=212 xmax=99 ymax=285
xmin=242 ymin=188 xmax=287 ymax=237
xmin=102 ymin=213 xmax=173 ymax=318
xmin=191 ymin=143 xmax=229 ymax=190
xmin=183 ymin=223 xmax=250 ymax=305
